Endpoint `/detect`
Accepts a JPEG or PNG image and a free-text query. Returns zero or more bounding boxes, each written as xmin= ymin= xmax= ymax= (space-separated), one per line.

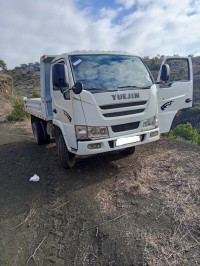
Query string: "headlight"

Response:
xmin=75 ymin=126 xmax=87 ymax=139
xmin=88 ymin=126 xmax=109 ymax=139
xmin=142 ymin=115 xmax=158 ymax=131
xmin=75 ymin=126 xmax=109 ymax=140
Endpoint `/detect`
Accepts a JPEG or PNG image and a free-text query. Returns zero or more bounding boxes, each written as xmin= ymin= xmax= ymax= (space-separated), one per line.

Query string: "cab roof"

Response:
xmin=51 ymin=50 xmax=138 ymax=64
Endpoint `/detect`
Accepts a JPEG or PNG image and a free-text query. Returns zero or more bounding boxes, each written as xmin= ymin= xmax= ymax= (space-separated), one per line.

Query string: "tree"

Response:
xmin=0 ymin=59 xmax=7 ymax=71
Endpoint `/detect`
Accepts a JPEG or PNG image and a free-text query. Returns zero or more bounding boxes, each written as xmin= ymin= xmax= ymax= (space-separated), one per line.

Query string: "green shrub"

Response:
xmin=32 ymin=89 xmax=40 ymax=98
xmin=169 ymin=122 xmax=199 ymax=145
xmin=13 ymin=90 xmax=26 ymax=97
xmin=7 ymin=98 xmax=29 ymax=121
xmin=187 ymin=106 xmax=200 ymax=116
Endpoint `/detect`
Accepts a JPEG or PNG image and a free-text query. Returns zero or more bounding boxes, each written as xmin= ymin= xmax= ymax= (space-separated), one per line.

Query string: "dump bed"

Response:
xmin=23 ymin=55 xmax=56 ymax=121
xmin=23 ymin=97 xmax=52 ymax=121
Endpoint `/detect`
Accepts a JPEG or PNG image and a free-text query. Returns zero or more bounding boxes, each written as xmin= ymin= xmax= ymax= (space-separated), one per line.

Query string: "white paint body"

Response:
xmin=23 ymin=52 xmax=193 ymax=155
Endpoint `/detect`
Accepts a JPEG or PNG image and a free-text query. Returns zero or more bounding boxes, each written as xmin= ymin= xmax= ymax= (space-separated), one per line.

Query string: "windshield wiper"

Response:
xmin=117 ymin=85 xmax=151 ymax=89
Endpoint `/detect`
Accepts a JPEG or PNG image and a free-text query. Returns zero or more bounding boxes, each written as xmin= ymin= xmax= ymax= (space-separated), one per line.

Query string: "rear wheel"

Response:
xmin=32 ymin=120 xmax=45 ymax=145
xmin=124 ymin=146 xmax=135 ymax=155
xmin=57 ymin=133 xmax=76 ymax=169
xmin=40 ymin=120 xmax=50 ymax=144
xmin=31 ymin=118 xmax=50 ymax=145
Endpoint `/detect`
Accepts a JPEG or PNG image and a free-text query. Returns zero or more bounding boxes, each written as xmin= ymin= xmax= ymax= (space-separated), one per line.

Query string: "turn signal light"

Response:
xmin=87 ymin=143 xmax=101 ymax=149
xmin=150 ymin=131 xmax=158 ymax=138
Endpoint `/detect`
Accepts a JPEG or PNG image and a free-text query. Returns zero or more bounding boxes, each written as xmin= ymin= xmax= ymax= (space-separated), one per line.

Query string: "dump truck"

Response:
xmin=23 ymin=51 xmax=193 ymax=168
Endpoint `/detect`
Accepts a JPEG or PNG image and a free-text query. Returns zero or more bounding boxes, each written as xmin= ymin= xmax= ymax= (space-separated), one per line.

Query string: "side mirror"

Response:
xmin=160 ymin=64 xmax=170 ymax=83
xmin=52 ymin=64 xmax=69 ymax=90
xmin=72 ymin=81 xmax=83 ymax=94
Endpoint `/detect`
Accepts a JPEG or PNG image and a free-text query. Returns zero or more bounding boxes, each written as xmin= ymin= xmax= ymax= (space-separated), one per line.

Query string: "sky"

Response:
xmin=0 ymin=0 xmax=200 ymax=69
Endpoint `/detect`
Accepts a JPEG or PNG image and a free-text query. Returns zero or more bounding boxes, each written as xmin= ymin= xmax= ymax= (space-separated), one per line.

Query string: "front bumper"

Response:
xmin=75 ymin=128 xmax=160 ymax=155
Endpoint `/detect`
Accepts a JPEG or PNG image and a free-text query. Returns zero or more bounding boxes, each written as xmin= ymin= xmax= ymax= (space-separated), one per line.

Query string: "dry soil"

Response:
xmin=0 ymin=121 xmax=200 ymax=266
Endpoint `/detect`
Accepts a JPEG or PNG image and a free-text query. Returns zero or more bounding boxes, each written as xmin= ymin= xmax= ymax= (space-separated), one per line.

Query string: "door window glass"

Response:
xmin=165 ymin=58 xmax=189 ymax=82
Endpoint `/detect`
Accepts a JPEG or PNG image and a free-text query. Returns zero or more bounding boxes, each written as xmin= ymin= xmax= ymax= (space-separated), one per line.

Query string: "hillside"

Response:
xmin=0 ymin=58 xmax=200 ymax=265
xmin=7 ymin=62 xmax=40 ymax=95
xmin=0 ymin=121 xmax=200 ymax=265
xmin=0 ymin=73 xmax=13 ymax=121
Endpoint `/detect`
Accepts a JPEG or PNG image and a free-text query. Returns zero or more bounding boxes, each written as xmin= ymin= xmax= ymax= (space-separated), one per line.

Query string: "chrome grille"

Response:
xmin=103 ymin=109 xmax=145 ymax=117
xmin=99 ymin=101 xmax=147 ymax=110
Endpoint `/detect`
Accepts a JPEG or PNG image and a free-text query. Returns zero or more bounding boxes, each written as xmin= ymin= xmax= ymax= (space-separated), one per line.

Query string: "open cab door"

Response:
xmin=157 ymin=56 xmax=193 ymax=133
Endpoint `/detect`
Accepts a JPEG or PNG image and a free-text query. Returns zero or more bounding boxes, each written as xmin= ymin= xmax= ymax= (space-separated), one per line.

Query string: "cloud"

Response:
xmin=116 ymin=0 xmax=137 ymax=9
xmin=0 ymin=0 xmax=200 ymax=69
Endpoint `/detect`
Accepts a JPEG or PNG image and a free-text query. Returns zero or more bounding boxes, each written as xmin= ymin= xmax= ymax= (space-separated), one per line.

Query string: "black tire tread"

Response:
xmin=40 ymin=121 xmax=50 ymax=144
xmin=57 ymin=133 xmax=76 ymax=169
xmin=124 ymin=146 xmax=135 ymax=155
xmin=32 ymin=120 xmax=45 ymax=145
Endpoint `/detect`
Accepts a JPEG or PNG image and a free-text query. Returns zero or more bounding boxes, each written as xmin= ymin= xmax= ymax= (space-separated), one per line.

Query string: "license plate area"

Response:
xmin=115 ymin=135 xmax=141 ymax=147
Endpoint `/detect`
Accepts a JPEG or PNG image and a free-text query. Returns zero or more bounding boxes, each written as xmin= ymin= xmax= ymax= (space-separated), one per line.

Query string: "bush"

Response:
xmin=32 ymin=89 xmax=40 ymax=98
xmin=187 ymin=106 xmax=200 ymax=116
xmin=13 ymin=90 xmax=26 ymax=97
xmin=7 ymin=98 xmax=29 ymax=121
xmin=169 ymin=122 xmax=199 ymax=145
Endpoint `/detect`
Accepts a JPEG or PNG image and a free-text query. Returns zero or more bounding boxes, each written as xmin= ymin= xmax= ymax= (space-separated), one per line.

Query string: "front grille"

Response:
xmin=103 ymin=109 xmax=145 ymax=117
xmin=111 ymin=122 xmax=140 ymax=133
xmin=99 ymin=101 xmax=147 ymax=110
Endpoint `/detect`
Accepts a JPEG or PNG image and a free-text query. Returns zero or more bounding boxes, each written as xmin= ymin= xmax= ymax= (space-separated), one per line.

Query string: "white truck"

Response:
xmin=23 ymin=51 xmax=193 ymax=168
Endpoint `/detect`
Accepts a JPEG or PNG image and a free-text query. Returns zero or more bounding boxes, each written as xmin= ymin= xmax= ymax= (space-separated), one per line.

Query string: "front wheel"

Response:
xmin=124 ymin=146 xmax=135 ymax=155
xmin=57 ymin=133 xmax=76 ymax=169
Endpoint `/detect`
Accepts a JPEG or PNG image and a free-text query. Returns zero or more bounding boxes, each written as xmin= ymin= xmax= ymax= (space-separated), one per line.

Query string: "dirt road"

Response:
xmin=0 ymin=121 xmax=200 ymax=265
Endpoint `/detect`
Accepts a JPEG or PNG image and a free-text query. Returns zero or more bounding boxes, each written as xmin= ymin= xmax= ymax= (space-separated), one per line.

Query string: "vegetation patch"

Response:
xmin=168 ymin=122 xmax=200 ymax=145
xmin=7 ymin=97 xmax=29 ymax=121
xmin=32 ymin=89 xmax=40 ymax=98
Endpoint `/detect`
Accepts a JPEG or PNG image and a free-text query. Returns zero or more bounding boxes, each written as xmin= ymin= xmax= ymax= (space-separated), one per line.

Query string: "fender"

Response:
xmin=53 ymin=118 xmax=78 ymax=153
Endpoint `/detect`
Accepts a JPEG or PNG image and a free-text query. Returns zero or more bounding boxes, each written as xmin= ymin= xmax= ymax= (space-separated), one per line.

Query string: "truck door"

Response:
xmin=157 ymin=56 xmax=193 ymax=133
xmin=51 ymin=60 xmax=73 ymax=124
xmin=51 ymin=60 xmax=78 ymax=150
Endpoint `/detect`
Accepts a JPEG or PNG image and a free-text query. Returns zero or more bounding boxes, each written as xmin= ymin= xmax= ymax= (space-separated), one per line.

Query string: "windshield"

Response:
xmin=70 ymin=55 xmax=153 ymax=92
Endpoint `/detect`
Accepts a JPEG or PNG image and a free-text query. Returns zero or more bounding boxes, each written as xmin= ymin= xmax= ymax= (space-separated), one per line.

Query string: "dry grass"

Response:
xmin=10 ymin=207 xmax=36 ymax=230
xmin=95 ymin=189 xmax=117 ymax=214
xmin=137 ymin=149 xmax=200 ymax=222
xmin=95 ymin=145 xmax=200 ymax=265
xmin=142 ymin=230 xmax=198 ymax=265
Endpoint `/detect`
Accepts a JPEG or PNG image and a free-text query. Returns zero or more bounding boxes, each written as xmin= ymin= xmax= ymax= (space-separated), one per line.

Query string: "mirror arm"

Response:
xmin=62 ymin=87 xmax=70 ymax=94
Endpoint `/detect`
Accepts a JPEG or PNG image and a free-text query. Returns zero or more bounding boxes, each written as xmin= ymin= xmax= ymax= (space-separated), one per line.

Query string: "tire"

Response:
xmin=32 ymin=120 xmax=45 ymax=145
xmin=31 ymin=119 xmax=50 ymax=145
xmin=57 ymin=133 xmax=76 ymax=169
xmin=40 ymin=120 xmax=50 ymax=144
xmin=124 ymin=146 xmax=135 ymax=155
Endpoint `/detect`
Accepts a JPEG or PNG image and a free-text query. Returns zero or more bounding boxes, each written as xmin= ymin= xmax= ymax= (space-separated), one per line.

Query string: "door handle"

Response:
xmin=53 ymin=109 xmax=57 ymax=114
xmin=185 ymin=98 xmax=192 ymax=103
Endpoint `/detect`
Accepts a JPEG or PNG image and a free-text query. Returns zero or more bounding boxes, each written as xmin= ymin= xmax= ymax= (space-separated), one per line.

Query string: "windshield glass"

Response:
xmin=70 ymin=55 xmax=153 ymax=91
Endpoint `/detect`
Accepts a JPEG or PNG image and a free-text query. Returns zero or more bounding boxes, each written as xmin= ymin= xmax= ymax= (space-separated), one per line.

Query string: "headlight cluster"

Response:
xmin=142 ymin=115 xmax=158 ymax=131
xmin=75 ymin=126 xmax=109 ymax=140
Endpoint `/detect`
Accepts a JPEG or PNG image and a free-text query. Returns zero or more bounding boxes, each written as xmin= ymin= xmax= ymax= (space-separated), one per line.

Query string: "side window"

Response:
xmin=52 ymin=61 xmax=70 ymax=100
xmin=52 ymin=61 xmax=68 ymax=91
xmin=165 ymin=58 xmax=190 ymax=83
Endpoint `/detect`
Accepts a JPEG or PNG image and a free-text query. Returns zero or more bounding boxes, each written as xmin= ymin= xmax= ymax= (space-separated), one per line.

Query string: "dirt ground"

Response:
xmin=0 ymin=121 xmax=200 ymax=266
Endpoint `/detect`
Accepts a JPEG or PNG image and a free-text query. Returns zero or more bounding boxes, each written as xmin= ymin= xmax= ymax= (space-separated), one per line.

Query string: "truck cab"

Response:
xmin=23 ymin=51 xmax=193 ymax=168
